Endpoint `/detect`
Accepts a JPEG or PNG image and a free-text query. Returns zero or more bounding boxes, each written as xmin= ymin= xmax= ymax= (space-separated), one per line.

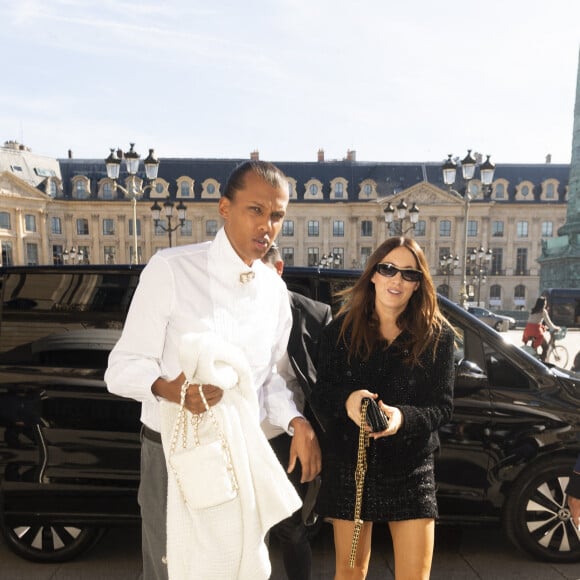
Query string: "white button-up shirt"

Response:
xmin=105 ymin=228 xmax=299 ymax=434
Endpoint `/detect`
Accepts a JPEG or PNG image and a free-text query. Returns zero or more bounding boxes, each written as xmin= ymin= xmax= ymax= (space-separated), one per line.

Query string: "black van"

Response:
xmin=2 ymin=265 xmax=580 ymax=564
xmin=542 ymin=288 xmax=580 ymax=327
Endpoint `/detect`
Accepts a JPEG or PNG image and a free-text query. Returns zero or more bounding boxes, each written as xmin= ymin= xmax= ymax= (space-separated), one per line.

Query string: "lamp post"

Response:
xmin=469 ymin=247 xmax=492 ymax=306
xmin=105 ymin=144 xmax=159 ymax=264
xmin=62 ymin=247 xmax=84 ymax=265
xmin=439 ymin=253 xmax=459 ymax=298
xmin=442 ymin=151 xmax=495 ymax=308
xmin=319 ymin=252 xmax=342 ymax=269
xmin=383 ymin=199 xmax=420 ymax=235
xmin=150 ymin=199 xmax=187 ymax=248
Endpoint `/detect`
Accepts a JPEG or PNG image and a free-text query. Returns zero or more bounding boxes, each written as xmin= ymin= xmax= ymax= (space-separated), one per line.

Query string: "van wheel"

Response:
xmin=503 ymin=456 xmax=580 ymax=563
xmin=1 ymin=522 xmax=104 ymax=563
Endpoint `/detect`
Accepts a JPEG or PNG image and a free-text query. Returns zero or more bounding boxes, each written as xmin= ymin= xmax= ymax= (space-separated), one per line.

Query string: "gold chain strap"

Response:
xmin=169 ymin=381 xmax=239 ymax=498
xmin=349 ymin=398 xmax=370 ymax=568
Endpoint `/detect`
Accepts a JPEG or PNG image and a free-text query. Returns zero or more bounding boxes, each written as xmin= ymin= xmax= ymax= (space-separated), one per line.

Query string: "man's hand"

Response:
xmin=152 ymin=373 xmax=223 ymax=414
xmin=287 ymin=417 xmax=321 ymax=483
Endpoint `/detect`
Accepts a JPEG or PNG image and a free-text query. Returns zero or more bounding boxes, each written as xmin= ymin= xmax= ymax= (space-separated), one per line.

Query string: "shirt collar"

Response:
xmin=209 ymin=227 xmax=256 ymax=285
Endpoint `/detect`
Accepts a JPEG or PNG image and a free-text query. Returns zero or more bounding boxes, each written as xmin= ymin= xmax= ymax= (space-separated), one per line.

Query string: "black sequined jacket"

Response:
xmin=311 ymin=316 xmax=455 ymax=473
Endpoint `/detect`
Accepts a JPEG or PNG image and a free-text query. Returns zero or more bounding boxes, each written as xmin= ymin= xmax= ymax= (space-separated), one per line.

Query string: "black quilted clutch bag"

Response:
xmin=363 ymin=397 xmax=389 ymax=432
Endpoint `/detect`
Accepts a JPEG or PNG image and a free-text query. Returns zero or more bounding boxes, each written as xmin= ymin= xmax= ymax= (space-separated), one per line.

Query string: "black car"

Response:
xmin=1 ymin=265 xmax=580 ymax=564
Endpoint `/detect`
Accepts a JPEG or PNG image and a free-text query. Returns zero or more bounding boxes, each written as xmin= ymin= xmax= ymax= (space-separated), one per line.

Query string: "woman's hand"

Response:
xmin=345 ymin=389 xmax=377 ymax=428
xmin=369 ymin=401 xmax=404 ymax=439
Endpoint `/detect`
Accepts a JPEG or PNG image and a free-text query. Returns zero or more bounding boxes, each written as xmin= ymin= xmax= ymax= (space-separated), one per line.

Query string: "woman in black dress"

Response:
xmin=312 ymin=237 xmax=455 ymax=579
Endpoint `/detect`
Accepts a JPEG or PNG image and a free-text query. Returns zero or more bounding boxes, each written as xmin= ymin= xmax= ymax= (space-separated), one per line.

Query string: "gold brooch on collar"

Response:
xmin=239 ymin=271 xmax=255 ymax=284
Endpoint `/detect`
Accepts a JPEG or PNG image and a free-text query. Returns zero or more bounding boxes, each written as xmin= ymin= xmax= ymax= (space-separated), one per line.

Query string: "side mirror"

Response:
xmin=455 ymin=359 xmax=488 ymax=395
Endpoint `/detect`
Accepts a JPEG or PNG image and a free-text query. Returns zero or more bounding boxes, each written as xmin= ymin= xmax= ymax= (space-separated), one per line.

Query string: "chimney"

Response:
xmin=346 ymin=149 xmax=356 ymax=162
xmin=317 ymin=148 xmax=325 ymax=162
xmin=250 ymin=150 xmax=259 ymax=161
xmin=545 ymin=153 xmax=552 ymax=164
xmin=68 ymin=149 xmax=73 ymax=159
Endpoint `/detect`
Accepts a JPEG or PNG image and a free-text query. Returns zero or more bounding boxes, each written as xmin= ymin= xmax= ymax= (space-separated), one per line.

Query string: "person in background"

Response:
xmin=522 ymin=296 xmax=560 ymax=362
xmin=311 ymin=236 xmax=455 ymax=580
xmin=262 ymin=244 xmax=331 ymax=580
xmin=105 ymin=160 xmax=321 ymax=580
xmin=567 ymin=457 xmax=580 ymax=526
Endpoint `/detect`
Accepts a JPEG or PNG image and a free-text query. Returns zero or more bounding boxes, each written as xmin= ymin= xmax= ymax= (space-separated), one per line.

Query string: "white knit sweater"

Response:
xmin=160 ymin=332 xmax=302 ymax=580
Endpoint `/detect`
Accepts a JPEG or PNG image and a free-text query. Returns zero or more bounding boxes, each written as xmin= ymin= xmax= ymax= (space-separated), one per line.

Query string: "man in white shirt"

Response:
xmin=105 ymin=160 xmax=321 ymax=580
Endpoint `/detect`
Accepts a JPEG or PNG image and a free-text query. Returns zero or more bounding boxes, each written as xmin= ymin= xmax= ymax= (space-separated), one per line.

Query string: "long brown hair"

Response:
xmin=337 ymin=236 xmax=448 ymax=364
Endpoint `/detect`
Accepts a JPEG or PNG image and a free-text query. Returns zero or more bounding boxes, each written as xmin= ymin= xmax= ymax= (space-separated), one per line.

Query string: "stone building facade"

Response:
xmin=0 ymin=140 xmax=570 ymax=311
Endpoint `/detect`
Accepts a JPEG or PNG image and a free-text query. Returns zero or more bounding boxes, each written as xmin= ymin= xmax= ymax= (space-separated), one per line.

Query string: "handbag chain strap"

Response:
xmin=169 ymin=380 xmax=239 ymax=495
xmin=349 ymin=398 xmax=370 ymax=568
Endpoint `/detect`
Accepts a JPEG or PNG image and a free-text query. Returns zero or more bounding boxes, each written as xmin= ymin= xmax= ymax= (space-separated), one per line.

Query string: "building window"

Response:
xmin=129 ymin=245 xmax=142 ymax=264
xmin=514 ymin=284 xmax=526 ymax=304
xmin=308 ymin=221 xmax=319 ymax=236
xmin=467 ymin=220 xmax=478 ymax=237
xmin=77 ymin=246 xmax=90 ymax=264
xmin=546 ymin=183 xmax=555 ymax=199
xmin=361 ymin=220 xmax=373 ymax=237
xmin=180 ymin=220 xmax=192 ymax=236
xmin=491 ymin=248 xmax=503 ymax=275
xmin=282 ymin=220 xmax=294 ymax=236
xmin=103 ymin=219 xmax=115 ymax=235
xmin=492 ymin=221 xmax=504 ymax=237
xmin=281 ymin=247 xmax=294 ymax=266
xmin=103 ymin=182 xmax=114 ymax=200
xmin=335 ymin=182 xmax=344 ymax=198
xmin=206 ymin=220 xmax=218 ymax=236
xmin=76 ymin=218 xmax=89 ymax=235
xmin=52 ymin=244 xmax=64 ymax=264
xmin=128 ymin=219 xmax=141 ymax=236
xmin=207 ymin=183 xmax=215 ymax=194
xmin=75 ymin=180 xmax=89 ymax=199
xmin=414 ymin=220 xmax=426 ymax=237
xmin=0 ymin=212 xmax=11 ymax=229
xmin=516 ymin=221 xmax=528 ymax=237
xmin=333 ymin=220 xmax=345 ymax=237
xmin=49 ymin=179 xmax=57 ymax=197
xmin=363 ymin=183 xmax=372 ymax=196
xmin=104 ymin=246 xmax=116 ymax=264
xmin=26 ymin=243 xmax=39 ymax=265
xmin=541 ymin=221 xmax=553 ymax=237
xmin=309 ymin=184 xmax=318 ymax=196
xmin=516 ymin=248 xmax=528 ymax=275
xmin=180 ymin=182 xmax=191 ymax=197
xmin=360 ymin=247 xmax=372 ymax=268
xmin=490 ymin=284 xmax=502 ymax=301
xmin=307 ymin=247 xmax=319 ymax=266
xmin=332 ymin=247 xmax=344 ymax=268
xmin=1 ymin=241 xmax=13 ymax=266
xmin=154 ymin=219 xmax=168 ymax=236
xmin=495 ymin=183 xmax=505 ymax=199
xmin=439 ymin=220 xmax=451 ymax=237
xmin=521 ymin=185 xmax=529 ymax=197
xmin=51 ymin=216 xmax=62 ymax=234
xmin=25 ymin=214 xmax=37 ymax=232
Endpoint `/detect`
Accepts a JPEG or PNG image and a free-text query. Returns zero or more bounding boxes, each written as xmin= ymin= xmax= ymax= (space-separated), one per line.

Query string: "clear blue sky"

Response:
xmin=2 ymin=0 xmax=579 ymax=164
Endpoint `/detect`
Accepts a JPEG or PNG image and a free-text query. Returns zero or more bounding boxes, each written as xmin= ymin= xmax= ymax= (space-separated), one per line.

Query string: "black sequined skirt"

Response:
xmin=316 ymin=441 xmax=437 ymax=522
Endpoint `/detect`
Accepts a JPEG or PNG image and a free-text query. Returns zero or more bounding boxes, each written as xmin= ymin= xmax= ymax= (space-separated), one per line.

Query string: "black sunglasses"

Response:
xmin=375 ymin=262 xmax=423 ymax=282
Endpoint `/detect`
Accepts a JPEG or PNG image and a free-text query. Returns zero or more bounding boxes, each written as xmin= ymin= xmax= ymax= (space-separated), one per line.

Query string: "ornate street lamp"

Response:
xmin=105 ymin=144 xmax=160 ymax=264
xmin=439 ymin=253 xmax=459 ymax=298
xmin=150 ymin=199 xmax=187 ymax=248
xmin=383 ymin=200 xmax=420 ymax=235
xmin=469 ymin=247 xmax=492 ymax=306
xmin=442 ymin=151 xmax=495 ymax=308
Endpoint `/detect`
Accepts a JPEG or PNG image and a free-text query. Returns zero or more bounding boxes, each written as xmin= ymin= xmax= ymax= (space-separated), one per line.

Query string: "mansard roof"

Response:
xmin=56 ymin=157 xmax=571 ymax=203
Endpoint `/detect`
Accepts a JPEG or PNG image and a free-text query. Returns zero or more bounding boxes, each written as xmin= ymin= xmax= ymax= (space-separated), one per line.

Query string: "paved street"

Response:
xmin=3 ymin=521 xmax=580 ymax=579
